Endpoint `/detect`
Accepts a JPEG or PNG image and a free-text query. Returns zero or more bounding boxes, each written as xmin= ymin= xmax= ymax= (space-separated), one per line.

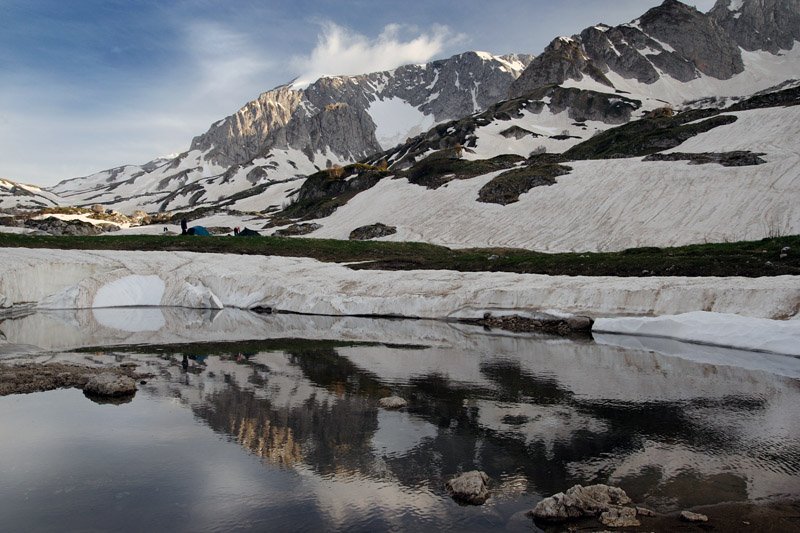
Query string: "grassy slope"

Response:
xmin=1 ymin=233 xmax=798 ymax=277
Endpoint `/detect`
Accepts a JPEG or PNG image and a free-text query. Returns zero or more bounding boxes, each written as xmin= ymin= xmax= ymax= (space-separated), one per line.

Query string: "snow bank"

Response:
xmin=594 ymin=311 xmax=800 ymax=356
xmin=1 ymin=248 xmax=798 ymax=324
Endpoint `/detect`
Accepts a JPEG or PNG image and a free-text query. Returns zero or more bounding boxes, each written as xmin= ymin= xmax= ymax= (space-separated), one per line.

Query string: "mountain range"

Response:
xmin=2 ymin=0 xmax=799 ymax=252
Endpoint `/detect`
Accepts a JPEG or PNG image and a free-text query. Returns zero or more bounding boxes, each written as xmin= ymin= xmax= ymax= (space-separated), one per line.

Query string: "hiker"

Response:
xmin=234 ymin=226 xmax=240 ymax=236
xmin=180 ymin=218 xmax=188 ymax=235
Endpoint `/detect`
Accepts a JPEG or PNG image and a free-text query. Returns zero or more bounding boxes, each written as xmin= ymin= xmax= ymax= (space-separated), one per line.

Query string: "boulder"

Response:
xmin=636 ymin=507 xmax=657 ymax=517
xmin=446 ymin=471 xmax=490 ymax=505
xmin=531 ymin=484 xmax=632 ymax=522
xmin=378 ymin=396 xmax=407 ymax=409
xmin=83 ymin=373 xmax=137 ymax=397
xmin=91 ymin=204 xmax=105 ymax=214
xmin=349 ymin=223 xmax=397 ymax=241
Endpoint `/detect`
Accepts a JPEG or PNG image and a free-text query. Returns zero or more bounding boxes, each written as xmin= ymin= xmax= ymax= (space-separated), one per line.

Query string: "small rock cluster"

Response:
xmin=273 ymin=223 xmax=322 ymax=236
xmin=470 ymin=313 xmax=593 ymax=335
xmin=23 ymin=216 xmax=119 ymax=236
xmin=529 ymin=484 xmax=711 ymax=528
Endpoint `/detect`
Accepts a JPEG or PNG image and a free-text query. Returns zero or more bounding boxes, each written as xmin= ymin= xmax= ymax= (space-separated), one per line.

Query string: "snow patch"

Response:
xmin=367 ymin=97 xmax=435 ymax=150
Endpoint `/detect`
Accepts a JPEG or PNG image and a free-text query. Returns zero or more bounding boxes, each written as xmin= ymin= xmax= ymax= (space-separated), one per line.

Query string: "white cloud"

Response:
xmin=292 ymin=22 xmax=463 ymax=86
xmin=183 ymin=21 xmax=275 ymax=101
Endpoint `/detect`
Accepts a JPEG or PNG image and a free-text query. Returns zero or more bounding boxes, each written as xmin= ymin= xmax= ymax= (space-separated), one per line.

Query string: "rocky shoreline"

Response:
xmin=0 ymin=361 xmax=148 ymax=399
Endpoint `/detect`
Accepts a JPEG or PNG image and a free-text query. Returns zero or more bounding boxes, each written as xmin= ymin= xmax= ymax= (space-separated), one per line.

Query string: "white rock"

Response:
xmin=378 ymin=396 xmax=407 ymax=409
xmin=445 ymin=471 xmax=490 ymax=505
xmin=84 ymin=373 xmax=136 ymax=397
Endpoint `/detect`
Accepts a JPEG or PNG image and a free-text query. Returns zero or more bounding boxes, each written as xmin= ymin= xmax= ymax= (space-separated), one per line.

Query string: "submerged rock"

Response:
xmin=84 ymin=373 xmax=137 ymax=397
xmin=600 ymin=506 xmax=640 ymax=528
xmin=680 ymin=510 xmax=709 ymax=523
xmin=446 ymin=471 xmax=490 ymax=505
xmin=531 ymin=484 xmax=632 ymax=522
xmin=378 ymin=396 xmax=407 ymax=409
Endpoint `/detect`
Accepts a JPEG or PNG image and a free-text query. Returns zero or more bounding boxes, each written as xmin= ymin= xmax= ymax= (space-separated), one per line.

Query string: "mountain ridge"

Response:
xmin=40 ymin=0 xmax=800 ymax=218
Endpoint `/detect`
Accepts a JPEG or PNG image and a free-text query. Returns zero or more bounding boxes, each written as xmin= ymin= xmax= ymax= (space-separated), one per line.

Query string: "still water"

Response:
xmin=1 ymin=309 xmax=799 ymax=531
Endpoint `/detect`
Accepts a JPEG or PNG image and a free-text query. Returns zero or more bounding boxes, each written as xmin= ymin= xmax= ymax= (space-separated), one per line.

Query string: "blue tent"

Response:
xmin=187 ymin=226 xmax=211 ymax=236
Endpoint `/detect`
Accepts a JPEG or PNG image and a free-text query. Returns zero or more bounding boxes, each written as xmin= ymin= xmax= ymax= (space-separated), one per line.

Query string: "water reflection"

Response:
xmin=1 ymin=310 xmax=799 ymax=531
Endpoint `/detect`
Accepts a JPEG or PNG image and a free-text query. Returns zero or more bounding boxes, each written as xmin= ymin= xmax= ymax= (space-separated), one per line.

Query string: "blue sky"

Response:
xmin=0 ymin=0 xmax=715 ymax=186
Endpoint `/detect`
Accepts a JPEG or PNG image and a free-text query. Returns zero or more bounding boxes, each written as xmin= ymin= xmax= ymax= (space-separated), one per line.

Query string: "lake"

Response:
xmin=1 ymin=308 xmax=799 ymax=531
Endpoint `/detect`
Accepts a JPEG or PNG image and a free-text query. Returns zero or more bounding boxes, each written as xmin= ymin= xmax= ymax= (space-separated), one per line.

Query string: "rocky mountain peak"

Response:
xmin=508 ymin=36 xmax=613 ymax=98
xmin=710 ymin=0 xmax=800 ymax=53
xmin=639 ymin=0 xmax=744 ymax=79
xmin=510 ymin=0 xmax=754 ymax=99
xmin=190 ymin=51 xmax=532 ymax=169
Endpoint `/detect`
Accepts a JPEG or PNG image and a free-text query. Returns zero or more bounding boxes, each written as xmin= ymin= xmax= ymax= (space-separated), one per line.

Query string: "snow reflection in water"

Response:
xmin=0 ymin=309 xmax=799 ymax=531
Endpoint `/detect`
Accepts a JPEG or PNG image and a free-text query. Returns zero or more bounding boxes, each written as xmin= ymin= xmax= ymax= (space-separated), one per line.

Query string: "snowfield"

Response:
xmin=304 ymin=106 xmax=800 ymax=251
xmin=0 ymin=248 xmax=798 ymax=355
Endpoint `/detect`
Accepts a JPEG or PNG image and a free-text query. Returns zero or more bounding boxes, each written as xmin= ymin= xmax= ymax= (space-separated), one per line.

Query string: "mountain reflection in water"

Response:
xmin=1 ymin=310 xmax=799 ymax=531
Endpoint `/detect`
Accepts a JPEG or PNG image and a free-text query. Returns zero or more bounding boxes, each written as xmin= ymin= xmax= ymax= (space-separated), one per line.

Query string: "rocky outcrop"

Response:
xmin=349 ymin=223 xmax=397 ymax=241
xmin=477 ymin=163 xmax=571 ymax=205
xmin=710 ymin=0 xmax=800 ymax=54
xmin=23 ymin=216 xmax=119 ymax=236
xmin=644 ymin=151 xmax=767 ymax=166
xmin=272 ymin=223 xmax=321 ymax=236
xmin=445 ymin=471 xmax=490 ymax=505
xmin=508 ymin=37 xmax=613 ymax=97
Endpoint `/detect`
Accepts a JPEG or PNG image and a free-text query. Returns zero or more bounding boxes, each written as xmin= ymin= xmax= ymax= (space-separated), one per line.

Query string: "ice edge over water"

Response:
xmin=1 ymin=248 xmax=798 ymax=356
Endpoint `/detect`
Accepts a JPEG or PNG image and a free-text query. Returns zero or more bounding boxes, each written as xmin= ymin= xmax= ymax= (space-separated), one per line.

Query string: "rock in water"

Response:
xmin=600 ymin=507 xmax=640 ymax=528
xmin=531 ymin=484 xmax=632 ymax=521
xmin=680 ymin=510 xmax=709 ymax=523
xmin=83 ymin=373 xmax=137 ymax=397
xmin=446 ymin=471 xmax=490 ymax=505
xmin=378 ymin=396 xmax=407 ymax=409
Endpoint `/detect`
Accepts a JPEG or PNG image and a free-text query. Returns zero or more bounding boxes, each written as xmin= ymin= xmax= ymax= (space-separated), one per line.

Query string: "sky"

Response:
xmin=0 ymin=0 xmax=716 ymax=187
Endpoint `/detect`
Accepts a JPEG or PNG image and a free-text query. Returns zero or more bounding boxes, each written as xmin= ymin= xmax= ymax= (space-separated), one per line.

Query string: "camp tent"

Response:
xmin=187 ymin=226 xmax=211 ymax=236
